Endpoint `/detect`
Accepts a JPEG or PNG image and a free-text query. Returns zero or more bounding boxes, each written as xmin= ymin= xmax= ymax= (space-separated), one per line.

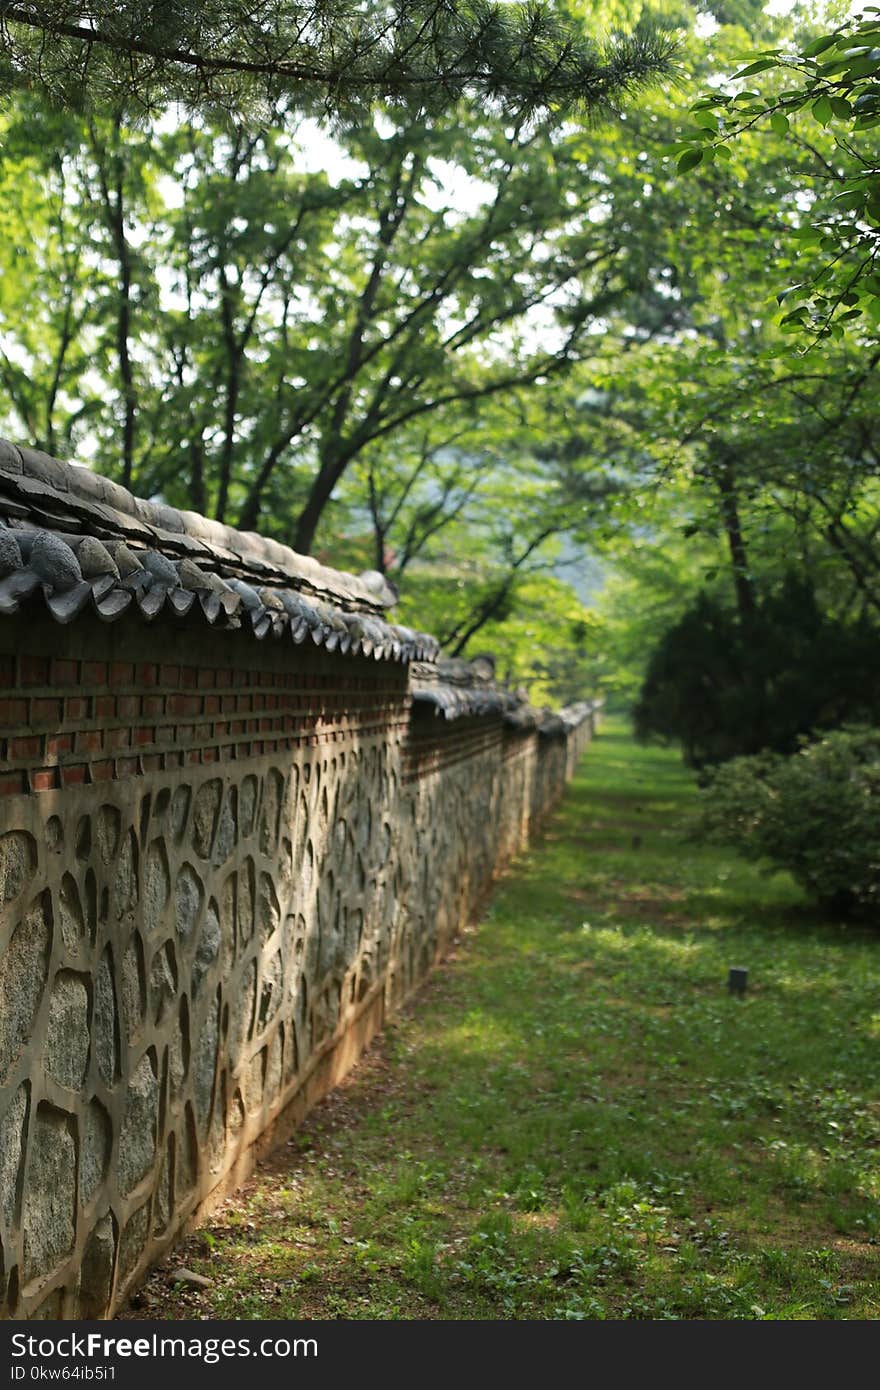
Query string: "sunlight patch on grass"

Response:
xmin=129 ymin=720 xmax=880 ymax=1322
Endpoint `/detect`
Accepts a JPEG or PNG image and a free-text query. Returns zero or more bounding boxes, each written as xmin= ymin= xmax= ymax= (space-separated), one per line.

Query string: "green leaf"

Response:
xmin=811 ymin=95 xmax=833 ymax=125
xmin=770 ymin=111 xmax=790 ymax=135
xmin=733 ymin=59 xmax=778 ymax=79
xmin=801 ymin=33 xmax=842 ymax=59
xmin=677 ymin=148 xmax=704 ymax=173
xmin=843 ymin=56 xmax=880 ymax=80
xmin=832 ymin=191 xmax=866 ymax=209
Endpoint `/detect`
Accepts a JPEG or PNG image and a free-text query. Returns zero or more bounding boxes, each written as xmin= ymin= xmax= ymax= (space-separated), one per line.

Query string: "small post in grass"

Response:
xmin=728 ymin=966 xmax=748 ymax=996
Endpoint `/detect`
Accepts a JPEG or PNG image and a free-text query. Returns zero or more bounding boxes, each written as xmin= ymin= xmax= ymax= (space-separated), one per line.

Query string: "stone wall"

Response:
xmin=0 ymin=611 xmax=597 ymax=1321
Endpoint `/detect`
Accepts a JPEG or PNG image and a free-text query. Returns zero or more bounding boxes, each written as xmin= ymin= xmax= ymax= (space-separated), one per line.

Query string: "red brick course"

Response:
xmin=0 ymin=644 xmax=409 ymax=790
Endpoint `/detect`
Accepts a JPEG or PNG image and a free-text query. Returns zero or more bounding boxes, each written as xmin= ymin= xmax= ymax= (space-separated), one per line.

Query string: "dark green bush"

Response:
xmin=694 ymin=727 xmax=880 ymax=917
xmin=634 ymin=576 xmax=880 ymax=765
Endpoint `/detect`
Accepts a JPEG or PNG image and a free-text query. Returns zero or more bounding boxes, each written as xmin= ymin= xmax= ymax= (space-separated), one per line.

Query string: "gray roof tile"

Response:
xmin=0 ymin=441 xmax=441 ymax=663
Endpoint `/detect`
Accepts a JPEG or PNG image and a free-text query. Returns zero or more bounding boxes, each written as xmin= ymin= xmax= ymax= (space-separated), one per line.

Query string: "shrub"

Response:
xmin=694 ymin=727 xmax=880 ymax=917
xmin=634 ymin=577 xmax=880 ymax=765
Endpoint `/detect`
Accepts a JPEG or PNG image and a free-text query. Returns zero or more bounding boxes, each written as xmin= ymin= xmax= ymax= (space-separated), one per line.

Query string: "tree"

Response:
xmin=672 ymin=6 xmax=880 ymax=335
xmin=0 ymin=1 xmax=675 ymax=120
xmin=322 ymin=383 xmax=628 ymax=652
xmin=503 ymin=4 xmax=880 ymax=717
xmin=634 ymin=577 xmax=880 ymax=765
xmin=0 ymin=91 xmax=688 ymax=551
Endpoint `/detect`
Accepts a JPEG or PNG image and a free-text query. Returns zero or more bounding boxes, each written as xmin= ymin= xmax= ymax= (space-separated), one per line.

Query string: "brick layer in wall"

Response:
xmin=0 ymin=648 xmax=408 ymax=795
xmin=0 ymin=612 xmax=595 ymax=1320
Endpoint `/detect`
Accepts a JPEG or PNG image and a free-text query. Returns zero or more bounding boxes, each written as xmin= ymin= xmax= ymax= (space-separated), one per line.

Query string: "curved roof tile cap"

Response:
xmin=410 ymin=654 xmax=600 ymax=733
xmin=0 ymin=440 xmax=439 ymax=663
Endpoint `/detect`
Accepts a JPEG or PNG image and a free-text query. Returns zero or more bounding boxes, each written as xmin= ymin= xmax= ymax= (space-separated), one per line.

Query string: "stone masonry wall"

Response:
xmin=0 ymin=612 xmax=597 ymax=1320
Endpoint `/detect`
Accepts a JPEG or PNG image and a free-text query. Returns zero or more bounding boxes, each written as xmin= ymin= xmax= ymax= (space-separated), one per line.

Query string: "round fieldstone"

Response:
xmin=120 ymin=934 xmax=145 ymax=1044
xmin=192 ymin=780 xmax=221 ymax=859
xmin=237 ymin=859 xmax=254 ymax=948
xmin=259 ymin=769 xmax=283 ymax=855
xmin=229 ymin=1088 xmax=245 ymax=1139
xmin=0 ymin=1083 xmax=28 ymax=1229
xmin=45 ymin=971 xmax=90 ymax=1090
xmin=258 ymin=873 xmax=280 ymax=944
xmin=30 ymin=1290 xmax=64 ymax=1319
xmin=93 ymin=951 xmax=118 ymax=1087
xmin=212 ymin=789 xmax=237 ymax=866
xmin=153 ymin=1142 xmax=172 ymax=1236
xmin=143 ymin=839 xmax=170 ymax=936
xmin=243 ymin=1051 xmax=264 ymax=1113
xmin=239 ymin=776 xmax=258 ymax=838
xmin=149 ymin=940 xmax=177 ymax=1024
xmin=58 ymin=873 xmax=85 ymax=953
xmin=169 ymin=997 xmax=189 ymax=1096
xmin=207 ymin=1072 xmax=227 ymax=1172
xmin=79 ymin=1214 xmax=116 ymax=1318
xmin=174 ymin=863 xmax=203 ymax=941
xmin=192 ymin=903 xmax=220 ymax=997
xmin=258 ymin=949 xmax=283 ymax=1029
xmin=176 ymin=1108 xmax=198 ymax=1197
xmin=194 ymin=996 xmax=219 ymax=1131
xmin=117 ymin=1201 xmax=150 ymax=1290
xmin=75 ymin=816 xmax=91 ymax=862
xmin=80 ymin=1099 xmax=111 ymax=1206
xmin=95 ymin=806 xmax=120 ymax=866
xmin=266 ymin=1028 xmax=282 ymax=1098
xmin=228 ymin=960 xmax=256 ymax=1066
xmin=0 ymin=893 xmax=51 ymax=1084
xmin=0 ymin=831 xmax=36 ymax=905
xmin=170 ymin=786 xmax=190 ymax=844
xmin=22 ymin=1106 xmax=76 ymax=1286
xmin=113 ymin=829 xmax=138 ymax=919
xmin=118 ymin=1053 xmax=159 ymax=1196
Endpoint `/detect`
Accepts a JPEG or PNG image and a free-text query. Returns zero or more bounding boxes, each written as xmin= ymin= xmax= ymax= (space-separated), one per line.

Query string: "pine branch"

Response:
xmin=0 ymin=2 xmax=677 ymax=119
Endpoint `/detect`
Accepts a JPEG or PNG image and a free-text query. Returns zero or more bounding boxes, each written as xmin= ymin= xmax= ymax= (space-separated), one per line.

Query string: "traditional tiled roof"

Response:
xmin=0 ymin=441 xmax=439 ymax=662
xmin=410 ymin=654 xmax=598 ymax=734
xmin=410 ymin=655 xmax=519 ymax=719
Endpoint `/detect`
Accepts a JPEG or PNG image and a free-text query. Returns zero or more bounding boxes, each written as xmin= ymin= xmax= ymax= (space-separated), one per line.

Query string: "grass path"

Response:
xmin=133 ymin=721 xmax=880 ymax=1319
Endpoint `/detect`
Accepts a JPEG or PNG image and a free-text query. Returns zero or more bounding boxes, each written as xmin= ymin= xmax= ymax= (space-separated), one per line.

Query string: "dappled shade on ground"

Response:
xmin=129 ymin=723 xmax=880 ymax=1319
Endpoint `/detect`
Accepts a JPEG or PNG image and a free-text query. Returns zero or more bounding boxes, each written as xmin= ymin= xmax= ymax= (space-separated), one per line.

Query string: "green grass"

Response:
xmin=135 ymin=721 xmax=880 ymax=1320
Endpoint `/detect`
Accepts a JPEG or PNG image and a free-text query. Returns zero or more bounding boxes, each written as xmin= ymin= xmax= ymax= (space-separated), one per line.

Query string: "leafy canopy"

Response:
xmin=671 ymin=6 xmax=880 ymax=335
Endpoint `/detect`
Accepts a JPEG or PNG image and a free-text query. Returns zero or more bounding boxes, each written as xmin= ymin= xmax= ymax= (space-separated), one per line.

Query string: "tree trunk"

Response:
xmin=714 ymin=454 xmax=756 ymax=621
